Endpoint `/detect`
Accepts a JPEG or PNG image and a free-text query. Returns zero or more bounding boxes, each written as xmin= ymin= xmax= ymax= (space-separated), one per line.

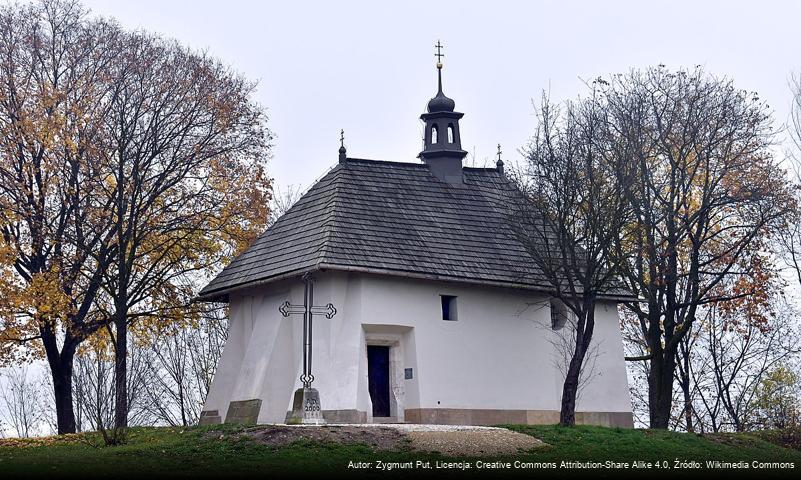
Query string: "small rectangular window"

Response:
xmin=550 ymin=298 xmax=574 ymax=330
xmin=441 ymin=295 xmax=458 ymax=321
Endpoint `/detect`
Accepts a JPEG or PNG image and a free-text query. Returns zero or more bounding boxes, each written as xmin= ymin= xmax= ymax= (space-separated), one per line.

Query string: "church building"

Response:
xmin=197 ymin=50 xmax=634 ymax=428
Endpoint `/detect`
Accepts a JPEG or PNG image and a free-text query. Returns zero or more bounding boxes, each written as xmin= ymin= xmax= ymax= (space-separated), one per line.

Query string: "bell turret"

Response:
xmin=419 ymin=41 xmax=467 ymax=185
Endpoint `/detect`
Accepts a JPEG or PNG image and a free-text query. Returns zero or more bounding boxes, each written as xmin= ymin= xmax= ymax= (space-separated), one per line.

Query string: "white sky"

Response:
xmin=79 ymin=0 xmax=801 ymax=192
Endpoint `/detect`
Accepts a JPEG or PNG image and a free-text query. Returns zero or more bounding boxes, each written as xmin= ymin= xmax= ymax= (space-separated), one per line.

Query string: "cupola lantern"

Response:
xmin=419 ymin=41 xmax=467 ymax=184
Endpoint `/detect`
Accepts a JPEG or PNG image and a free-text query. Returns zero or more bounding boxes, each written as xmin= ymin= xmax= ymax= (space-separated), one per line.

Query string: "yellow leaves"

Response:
xmin=0 ymin=239 xmax=15 ymax=266
xmin=208 ymin=91 xmax=236 ymax=132
xmin=0 ymin=241 xmax=26 ymax=347
xmin=753 ymin=366 xmax=801 ymax=427
xmin=23 ymin=270 xmax=73 ymax=324
xmin=80 ymin=328 xmax=114 ymax=360
xmin=0 ymin=247 xmax=73 ymax=363
xmin=0 ymin=432 xmax=87 ymax=448
xmin=204 ymin=155 xmax=272 ymax=261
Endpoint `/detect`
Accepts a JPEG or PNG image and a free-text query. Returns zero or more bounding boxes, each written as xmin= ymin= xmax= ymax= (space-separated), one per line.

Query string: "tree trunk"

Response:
xmin=42 ymin=325 xmax=78 ymax=435
xmin=681 ymin=380 xmax=694 ymax=432
xmin=46 ymin=344 xmax=77 ymax=435
xmin=113 ymin=150 xmax=129 ymax=435
xmin=559 ymin=356 xmax=583 ymax=426
xmin=559 ymin=306 xmax=595 ymax=427
xmin=113 ymin=311 xmax=128 ymax=431
xmin=51 ymin=358 xmax=76 ymax=434
xmin=648 ymin=352 xmax=675 ymax=429
xmin=179 ymin=382 xmax=187 ymax=427
xmin=678 ymin=342 xmax=694 ymax=432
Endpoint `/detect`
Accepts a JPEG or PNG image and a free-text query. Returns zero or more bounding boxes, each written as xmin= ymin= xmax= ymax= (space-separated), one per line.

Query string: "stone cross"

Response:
xmin=279 ymin=273 xmax=337 ymax=424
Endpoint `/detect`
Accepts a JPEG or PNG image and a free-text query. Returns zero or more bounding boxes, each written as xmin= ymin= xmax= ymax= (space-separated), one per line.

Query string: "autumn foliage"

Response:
xmin=0 ymin=0 xmax=272 ymax=435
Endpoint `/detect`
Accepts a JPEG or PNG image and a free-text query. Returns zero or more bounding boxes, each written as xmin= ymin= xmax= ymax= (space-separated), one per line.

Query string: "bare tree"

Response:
xmin=603 ymin=67 xmax=791 ymax=428
xmin=508 ymin=90 xmax=628 ymax=426
xmin=0 ymin=366 xmax=47 ymax=437
xmin=779 ymin=74 xmax=801 ymax=287
xmin=791 ymin=73 xmax=801 ymax=161
xmin=72 ymin=346 xmax=115 ymax=433
xmin=269 ymin=184 xmax=303 ymax=226
xmin=140 ymin=305 xmax=228 ymax=426
xmin=680 ymin=297 xmax=800 ymax=432
xmin=74 ymin=336 xmax=158 ymax=434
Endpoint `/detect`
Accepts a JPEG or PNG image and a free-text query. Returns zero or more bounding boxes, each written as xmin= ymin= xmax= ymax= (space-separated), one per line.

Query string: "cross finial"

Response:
xmin=434 ymin=40 xmax=444 ymax=69
xmin=496 ymin=143 xmax=505 ymax=174
xmin=338 ymin=129 xmax=346 ymax=163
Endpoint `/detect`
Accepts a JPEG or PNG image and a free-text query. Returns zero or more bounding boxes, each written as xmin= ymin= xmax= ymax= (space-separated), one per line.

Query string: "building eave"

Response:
xmin=195 ymin=262 xmax=640 ymax=304
xmin=194 ymin=266 xmax=321 ymax=303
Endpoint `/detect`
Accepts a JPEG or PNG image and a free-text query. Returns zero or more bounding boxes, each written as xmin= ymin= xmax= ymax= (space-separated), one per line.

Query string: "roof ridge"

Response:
xmin=344 ymin=157 xmax=428 ymax=168
xmin=315 ymin=164 xmax=347 ymax=268
xmin=254 ymin=163 xmax=342 ymax=240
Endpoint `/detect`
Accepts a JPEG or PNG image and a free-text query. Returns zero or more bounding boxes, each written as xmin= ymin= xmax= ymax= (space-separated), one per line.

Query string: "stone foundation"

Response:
xmin=322 ymin=409 xmax=368 ymax=423
xmin=575 ymin=411 xmax=634 ymax=428
xmin=216 ymin=400 xmax=633 ymax=427
xmin=404 ymin=408 xmax=633 ymax=428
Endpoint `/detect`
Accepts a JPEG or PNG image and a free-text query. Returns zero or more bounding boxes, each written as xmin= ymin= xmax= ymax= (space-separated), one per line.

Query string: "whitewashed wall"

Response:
xmin=202 ymin=271 xmax=633 ymax=424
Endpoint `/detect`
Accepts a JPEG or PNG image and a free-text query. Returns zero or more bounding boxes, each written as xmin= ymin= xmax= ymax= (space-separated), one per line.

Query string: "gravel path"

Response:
xmin=408 ymin=429 xmax=544 ymax=456
xmin=263 ymin=423 xmax=546 ymax=456
xmin=282 ymin=423 xmax=506 ymax=432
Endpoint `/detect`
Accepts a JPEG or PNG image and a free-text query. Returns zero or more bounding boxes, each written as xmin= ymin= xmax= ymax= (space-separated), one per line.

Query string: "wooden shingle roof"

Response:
xmin=198 ymin=158 xmax=570 ymax=301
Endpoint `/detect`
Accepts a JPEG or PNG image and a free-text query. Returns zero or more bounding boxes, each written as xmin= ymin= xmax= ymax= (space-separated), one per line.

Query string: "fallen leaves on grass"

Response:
xmin=0 ymin=433 xmax=88 ymax=449
xmin=752 ymin=427 xmax=801 ymax=451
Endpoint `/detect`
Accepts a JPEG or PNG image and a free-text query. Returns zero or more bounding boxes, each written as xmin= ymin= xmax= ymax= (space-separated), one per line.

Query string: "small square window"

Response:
xmin=441 ymin=295 xmax=458 ymax=321
xmin=550 ymin=298 xmax=574 ymax=330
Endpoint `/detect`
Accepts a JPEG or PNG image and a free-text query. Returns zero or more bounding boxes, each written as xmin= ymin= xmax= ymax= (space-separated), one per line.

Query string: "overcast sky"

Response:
xmin=77 ymin=0 xmax=801 ymax=192
xmin=2 ymin=0 xmax=800 ymax=437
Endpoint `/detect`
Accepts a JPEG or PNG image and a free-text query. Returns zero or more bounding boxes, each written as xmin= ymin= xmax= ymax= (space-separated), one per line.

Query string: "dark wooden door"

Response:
xmin=367 ymin=345 xmax=391 ymax=417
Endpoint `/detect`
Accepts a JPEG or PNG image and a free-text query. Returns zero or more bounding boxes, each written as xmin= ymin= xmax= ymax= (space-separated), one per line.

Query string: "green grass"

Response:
xmin=0 ymin=424 xmax=799 ymax=478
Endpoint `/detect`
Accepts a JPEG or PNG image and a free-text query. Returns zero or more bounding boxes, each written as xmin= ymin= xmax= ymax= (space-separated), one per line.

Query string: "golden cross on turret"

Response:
xmin=434 ymin=40 xmax=444 ymax=68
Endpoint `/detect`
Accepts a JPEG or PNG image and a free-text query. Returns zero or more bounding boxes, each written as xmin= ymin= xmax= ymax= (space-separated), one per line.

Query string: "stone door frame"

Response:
xmin=363 ymin=333 xmax=405 ymax=422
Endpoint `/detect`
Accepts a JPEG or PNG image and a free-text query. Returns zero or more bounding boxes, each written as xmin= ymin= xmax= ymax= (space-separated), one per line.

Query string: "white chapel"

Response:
xmin=197 ymin=52 xmax=634 ymax=427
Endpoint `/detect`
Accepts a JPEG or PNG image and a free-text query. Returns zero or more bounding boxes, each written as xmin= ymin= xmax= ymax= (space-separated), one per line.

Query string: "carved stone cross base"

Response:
xmin=286 ymin=387 xmax=326 ymax=425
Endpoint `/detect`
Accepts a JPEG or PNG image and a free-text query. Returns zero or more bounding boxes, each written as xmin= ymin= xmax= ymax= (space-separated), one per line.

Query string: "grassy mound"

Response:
xmin=0 ymin=424 xmax=798 ymax=478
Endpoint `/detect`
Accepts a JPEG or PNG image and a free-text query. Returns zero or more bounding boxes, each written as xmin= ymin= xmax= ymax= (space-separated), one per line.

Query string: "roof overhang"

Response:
xmin=194 ymin=262 xmax=640 ymax=304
